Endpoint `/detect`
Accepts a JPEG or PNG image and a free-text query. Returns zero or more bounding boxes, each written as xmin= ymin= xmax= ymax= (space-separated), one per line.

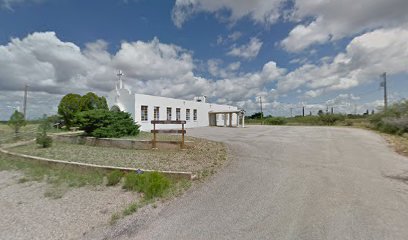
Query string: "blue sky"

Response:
xmin=0 ymin=0 xmax=407 ymax=119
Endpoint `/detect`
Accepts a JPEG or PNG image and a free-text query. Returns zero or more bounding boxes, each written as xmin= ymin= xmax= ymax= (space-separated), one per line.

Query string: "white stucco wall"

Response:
xmin=133 ymin=94 xmax=238 ymax=131
xmin=108 ymin=88 xmax=239 ymax=131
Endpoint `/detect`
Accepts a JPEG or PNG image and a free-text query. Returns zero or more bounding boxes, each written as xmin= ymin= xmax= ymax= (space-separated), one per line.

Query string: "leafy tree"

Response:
xmin=75 ymin=109 xmax=139 ymax=138
xmin=79 ymin=92 xmax=108 ymax=111
xmin=36 ymin=114 xmax=52 ymax=148
xmin=248 ymin=112 xmax=263 ymax=119
xmin=58 ymin=93 xmax=81 ymax=128
xmin=8 ymin=110 xmax=26 ymax=135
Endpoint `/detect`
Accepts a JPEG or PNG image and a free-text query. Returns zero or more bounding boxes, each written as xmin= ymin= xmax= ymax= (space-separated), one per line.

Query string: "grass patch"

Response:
xmin=0 ymin=123 xmax=66 ymax=145
xmin=0 ymin=152 xmax=106 ymax=197
xmin=107 ymin=170 xmax=124 ymax=186
xmin=122 ymin=202 xmax=139 ymax=216
xmin=123 ymin=172 xmax=170 ymax=200
xmin=109 ymin=212 xmax=121 ymax=225
xmin=44 ymin=184 xmax=69 ymax=199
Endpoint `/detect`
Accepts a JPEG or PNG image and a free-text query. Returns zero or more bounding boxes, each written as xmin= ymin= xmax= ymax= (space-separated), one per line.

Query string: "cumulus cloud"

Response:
xmin=0 ymin=31 xmax=285 ymax=119
xmin=282 ymin=0 xmax=408 ymax=51
xmin=207 ymin=59 xmax=241 ymax=78
xmin=172 ymin=0 xmax=284 ymax=28
xmin=227 ymin=37 xmax=263 ymax=60
xmin=278 ymin=26 xmax=408 ymax=97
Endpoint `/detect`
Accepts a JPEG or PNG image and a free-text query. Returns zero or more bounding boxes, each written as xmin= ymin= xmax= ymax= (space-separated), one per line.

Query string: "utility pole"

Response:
xmin=258 ymin=96 xmax=263 ymax=125
xmin=380 ymin=72 xmax=388 ymax=111
xmin=331 ymin=107 xmax=334 ymax=114
xmin=23 ymin=84 xmax=28 ymax=119
xmin=302 ymin=106 xmax=305 ymax=117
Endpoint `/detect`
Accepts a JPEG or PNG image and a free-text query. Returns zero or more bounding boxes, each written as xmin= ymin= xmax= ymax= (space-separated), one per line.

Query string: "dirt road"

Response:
xmin=102 ymin=126 xmax=408 ymax=240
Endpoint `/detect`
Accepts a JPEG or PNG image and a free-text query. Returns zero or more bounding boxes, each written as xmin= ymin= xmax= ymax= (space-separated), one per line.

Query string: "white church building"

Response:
xmin=107 ymin=71 xmax=245 ymax=131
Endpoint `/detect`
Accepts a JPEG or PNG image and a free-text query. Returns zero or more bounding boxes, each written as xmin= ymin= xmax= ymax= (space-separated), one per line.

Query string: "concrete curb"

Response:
xmin=0 ymin=143 xmax=194 ymax=180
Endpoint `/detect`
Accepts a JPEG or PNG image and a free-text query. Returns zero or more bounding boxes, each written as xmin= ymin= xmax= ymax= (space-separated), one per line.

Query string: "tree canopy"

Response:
xmin=79 ymin=92 xmax=108 ymax=111
xmin=58 ymin=93 xmax=82 ymax=128
xmin=58 ymin=92 xmax=108 ymax=128
xmin=8 ymin=110 xmax=26 ymax=134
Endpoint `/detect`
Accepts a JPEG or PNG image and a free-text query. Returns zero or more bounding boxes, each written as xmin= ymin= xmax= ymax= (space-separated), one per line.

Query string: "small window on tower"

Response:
xmin=186 ymin=109 xmax=190 ymax=121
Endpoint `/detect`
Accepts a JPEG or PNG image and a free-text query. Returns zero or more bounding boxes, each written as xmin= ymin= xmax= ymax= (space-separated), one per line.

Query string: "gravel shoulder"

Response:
xmin=0 ymin=170 xmax=138 ymax=240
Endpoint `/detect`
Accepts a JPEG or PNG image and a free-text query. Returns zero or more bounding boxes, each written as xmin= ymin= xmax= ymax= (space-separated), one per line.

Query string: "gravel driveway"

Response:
xmin=0 ymin=171 xmax=137 ymax=240
xmin=105 ymin=126 xmax=408 ymax=240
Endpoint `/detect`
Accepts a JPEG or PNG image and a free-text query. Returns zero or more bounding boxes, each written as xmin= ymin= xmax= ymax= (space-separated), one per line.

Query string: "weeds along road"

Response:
xmin=114 ymin=126 xmax=408 ymax=240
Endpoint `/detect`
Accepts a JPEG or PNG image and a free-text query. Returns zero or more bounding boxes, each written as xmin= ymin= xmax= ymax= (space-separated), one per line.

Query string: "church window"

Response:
xmin=154 ymin=106 xmax=160 ymax=120
xmin=176 ymin=108 xmax=181 ymax=121
xmin=141 ymin=106 xmax=148 ymax=121
xmin=193 ymin=109 xmax=197 ymax=121
xmin=167 ymin=107 xmax=172 ymax=120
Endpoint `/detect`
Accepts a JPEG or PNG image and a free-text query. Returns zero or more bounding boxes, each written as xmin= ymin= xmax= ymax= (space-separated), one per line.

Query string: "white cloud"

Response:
xmin=172 ymin=0 xmax=284 ymax=28
xmin=278 ymin=26 xmax=408 ymax=97
xmin=216 ymin=31 xmax=243 ymax=45
xmin=227 ymin=37 xmax=263 ymax=59
xmin=207 ymin=59 xmax=241 ymax=78
xmin=0 ymin=32 xmax=286 ymax=119
xmin=0 ymin=0 xmax=44 ymax=9
xmin=282 ymin=0 xmax=408 ymax=51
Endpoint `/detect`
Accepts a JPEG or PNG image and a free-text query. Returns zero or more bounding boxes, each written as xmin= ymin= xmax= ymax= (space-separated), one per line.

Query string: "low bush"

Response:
xmin=36 ymin=133 xmax=52 ymax=148
xmin=319 ymin=114 xmax=345 ymax=126
xmin=265 ymin=117 xmax=287 ymax=125
xmin=75 ymin=109 xmax=139 ymax=138
xmin=36 ymin=115 xmax=53 ymax=148
xmin=123 ymin=172 xmax=171 ymax=200
xmin=286 ymin=115 xmax=321 ymax=125
xmin=107 ymin=170 xmax=124 ymax=186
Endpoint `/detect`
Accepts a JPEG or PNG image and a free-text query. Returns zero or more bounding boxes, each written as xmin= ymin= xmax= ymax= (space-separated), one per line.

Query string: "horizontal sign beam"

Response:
xmin=151 ymin=120 xmax=186 ymax=124
xmin=151 ymin=130 xmax=186 ymax=134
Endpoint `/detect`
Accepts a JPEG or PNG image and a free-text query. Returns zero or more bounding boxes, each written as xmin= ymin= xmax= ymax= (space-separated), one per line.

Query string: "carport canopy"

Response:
xmin=208 ymin=110 xmax=245 ymax=127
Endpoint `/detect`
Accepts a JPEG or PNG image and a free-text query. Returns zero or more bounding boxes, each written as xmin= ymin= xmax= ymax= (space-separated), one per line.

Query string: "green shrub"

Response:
xmin=344 ymin=120 xmax=353 ymax=126
xmin=319 ymin=114 xmax=345 ymax=125
xmin=123 ymin=172 xmax=170 ymax=200
xmin=8 ymin=110 xmax=26 ymax=135
xmin=265 ymin=117 xmax=287 ymax=125
xmin=107 ymin=170 xmax=124 ymax=186
xmin=286 ymin=115 xmax=321 ymax=125
xmin=36 ymin=133 xmax=52 ymax=148
xmin=36 ymin=114 xmax=53 ymax=148
xmin=75 ymin=109 xmax=139 ymax=138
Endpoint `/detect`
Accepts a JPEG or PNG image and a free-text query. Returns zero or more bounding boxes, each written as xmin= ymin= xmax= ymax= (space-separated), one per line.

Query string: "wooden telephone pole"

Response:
xmin=381 ymin=72 xmax=388 ymax=111
xmin=23 ymin=84 xmax=28 ymax=119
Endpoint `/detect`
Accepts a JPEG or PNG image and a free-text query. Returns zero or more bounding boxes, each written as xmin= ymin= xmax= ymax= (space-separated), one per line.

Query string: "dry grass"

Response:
xmin=381 ymin=133 xmax=408 ymax=158
xmin=9 ymin=138 xmax=227 ymax=173
xmin=0 ymin=123 xmax=66 ymax=145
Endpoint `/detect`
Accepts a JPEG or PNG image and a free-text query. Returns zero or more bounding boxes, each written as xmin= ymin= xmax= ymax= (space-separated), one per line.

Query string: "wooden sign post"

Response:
xmin=151 ymin=120 xmax=186 ymax=149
